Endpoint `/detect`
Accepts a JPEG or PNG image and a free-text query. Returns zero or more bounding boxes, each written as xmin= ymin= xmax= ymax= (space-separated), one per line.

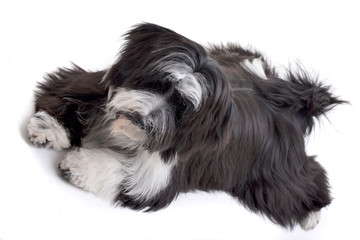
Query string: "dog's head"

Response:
xmin=103 ymin=23 xmax=233 ymax=158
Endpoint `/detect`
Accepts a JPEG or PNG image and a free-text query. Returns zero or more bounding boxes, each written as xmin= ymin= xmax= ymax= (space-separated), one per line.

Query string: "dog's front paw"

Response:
xmin=59 ymin=148 xmax=124 ymax=199
xmin=28 ymin=111 xmax=70 ymax=151
xmin=300 ymin=211 xmax=321 ymax=231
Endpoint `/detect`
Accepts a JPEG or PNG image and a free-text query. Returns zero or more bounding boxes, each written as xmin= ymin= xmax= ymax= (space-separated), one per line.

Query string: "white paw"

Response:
xmin=59 ymin=150 xmax=87 ymax=189
xmin=300 ymin=211 xmax=321 ymax=231
xmin=59 ymin=148 xmax=124 ymax=199
xmin=28 ymin=110 xmax=70 ymax=151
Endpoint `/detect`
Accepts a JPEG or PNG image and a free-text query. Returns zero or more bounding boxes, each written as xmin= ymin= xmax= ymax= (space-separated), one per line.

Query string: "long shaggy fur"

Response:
xmin=29 ymin=23 xmax=344 ymax=229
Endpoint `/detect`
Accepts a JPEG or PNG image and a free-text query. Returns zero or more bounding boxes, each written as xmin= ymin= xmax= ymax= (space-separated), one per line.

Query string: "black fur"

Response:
xmin=35 ymin=66 xmax=108 ymax=146
xmin=32 ymin=23 xmax=344 ymax=229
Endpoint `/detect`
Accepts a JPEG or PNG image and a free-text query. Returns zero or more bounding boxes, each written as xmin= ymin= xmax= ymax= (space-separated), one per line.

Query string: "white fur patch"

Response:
xmin=107 ymin=88 xmax=164 ymax=116
xmin=155 ymin=54 xmax=204 ymax=109
xmin=176 ymin=72 xmax=203 ymax=109
xmin=300 ymin=211 xmax=321 ymax=231
xmin=101 ymin=68 xmax=110 ymax=83
xmin=124 ymin=151 xmax=177 ymax=201
xmin=28 ymin=110 xmax=70 ymax=151
xmin=59 ymin=148 xmax=176 ymax=202
xmin=60 ymin=148 xmax=125 ymax=200
xmin=241 ymin=58 xmax=267 ymax=79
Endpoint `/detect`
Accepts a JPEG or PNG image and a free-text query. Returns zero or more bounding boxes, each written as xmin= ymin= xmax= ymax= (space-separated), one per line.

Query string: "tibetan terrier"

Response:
xmin=28 ymin=23 xmax=344 ymax=230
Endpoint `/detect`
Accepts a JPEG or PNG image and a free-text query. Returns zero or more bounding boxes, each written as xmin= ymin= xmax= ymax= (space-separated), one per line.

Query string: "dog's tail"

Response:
xmin=254 ymin=68 xmax=346 ymax=133
xmin=286 ymin=70 xmax=345 ymax=117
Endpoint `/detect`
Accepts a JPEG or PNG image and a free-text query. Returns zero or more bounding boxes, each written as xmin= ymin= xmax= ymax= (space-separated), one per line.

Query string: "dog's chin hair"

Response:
xmin=29 ymin=23 xmax=344 ymax=230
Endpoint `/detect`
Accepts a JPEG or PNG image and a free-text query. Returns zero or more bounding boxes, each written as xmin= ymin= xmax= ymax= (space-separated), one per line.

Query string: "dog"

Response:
xmin=28 ymin=23 xmax=343 ymax=230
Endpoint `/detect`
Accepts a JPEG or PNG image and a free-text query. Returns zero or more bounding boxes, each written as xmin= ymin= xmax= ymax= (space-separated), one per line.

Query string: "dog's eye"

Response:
xmin=171 ymin=91 xmax=188 ymax=121
xmin=173 ymin=92 xmax=187 ymax=110
xmin=177 ymin=98 xmax=187 ymax=109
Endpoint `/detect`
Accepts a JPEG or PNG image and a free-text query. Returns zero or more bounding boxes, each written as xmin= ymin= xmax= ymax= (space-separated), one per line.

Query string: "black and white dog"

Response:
xmin=28 ymin=23 xmax=343 ymax=230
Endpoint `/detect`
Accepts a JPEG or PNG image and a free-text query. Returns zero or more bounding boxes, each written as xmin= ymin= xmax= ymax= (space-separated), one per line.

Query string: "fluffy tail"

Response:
xmin=286 ymin=71 xmax=345 ymax=117
xmin=254 ymin=69 xmax=346 ymax=133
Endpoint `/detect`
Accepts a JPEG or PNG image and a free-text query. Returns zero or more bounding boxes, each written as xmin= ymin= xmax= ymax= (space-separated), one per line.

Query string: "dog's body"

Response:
xmin=28 ymin=23 xmax=342 ymax=230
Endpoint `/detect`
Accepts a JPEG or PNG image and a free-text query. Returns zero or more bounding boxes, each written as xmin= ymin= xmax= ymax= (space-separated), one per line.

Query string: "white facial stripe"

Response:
xmin=160 ymin=61 xmax=194 ymax=80
xmin=156 ymin=55 xmax=204 ymax=109
xmin=108 ymin=88 xmax=164 ymax=116
xmin=241 ymin=58 xmax=267 ymax=79
xmin=175 ymin=72 xmax=203 ymax=109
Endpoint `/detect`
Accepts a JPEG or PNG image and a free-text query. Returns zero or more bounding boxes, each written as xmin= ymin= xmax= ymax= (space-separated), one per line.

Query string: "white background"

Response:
xmin=1 ymin=0 xmax=359 ymax=239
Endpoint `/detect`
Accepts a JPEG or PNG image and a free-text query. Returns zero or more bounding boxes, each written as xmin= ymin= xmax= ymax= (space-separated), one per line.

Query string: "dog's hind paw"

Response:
xmin=28 ymin=110 xmax=71 ymax=151
xmin=300 ymin=211 xmax=321 ymax=231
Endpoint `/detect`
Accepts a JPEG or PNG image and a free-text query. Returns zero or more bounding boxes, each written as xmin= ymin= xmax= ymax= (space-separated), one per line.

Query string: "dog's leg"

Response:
xmin=29 ymin=66 xmax=108 ymax=147
xmin=28 ymin=110 xmax=71 ymax=151
xmin=233 ymin=171 xmax=329 ymax=230
xmin=297 ymin=157 xmax=330 ymax=230
xmin=59 ymin=148 xmax=124 ymax=200
xmin=231 ymin=156 xmax=330 ymax=229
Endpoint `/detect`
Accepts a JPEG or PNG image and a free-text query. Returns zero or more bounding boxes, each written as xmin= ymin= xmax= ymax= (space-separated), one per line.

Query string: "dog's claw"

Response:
xmin=59 ymin=165 xmax=72 ymax=180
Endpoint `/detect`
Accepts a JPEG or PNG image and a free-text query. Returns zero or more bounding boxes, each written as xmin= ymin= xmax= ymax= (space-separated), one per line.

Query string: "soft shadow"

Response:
xmin=20 ymin=101 xmax=70 ymax=181
xmin=20 ymin=103 xmax=35 ymax=147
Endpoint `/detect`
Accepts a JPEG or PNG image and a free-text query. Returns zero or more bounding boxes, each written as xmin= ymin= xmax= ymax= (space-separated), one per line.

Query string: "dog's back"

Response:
xmin=209 ymin=44 xmax=344 ymax=133
xmin=209 ymin=44 xmax=344 ymax=228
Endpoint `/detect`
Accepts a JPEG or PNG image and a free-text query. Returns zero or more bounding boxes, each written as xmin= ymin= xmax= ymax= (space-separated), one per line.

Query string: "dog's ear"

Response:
xmin=173 ymin=58 xmax=234 ymax=160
